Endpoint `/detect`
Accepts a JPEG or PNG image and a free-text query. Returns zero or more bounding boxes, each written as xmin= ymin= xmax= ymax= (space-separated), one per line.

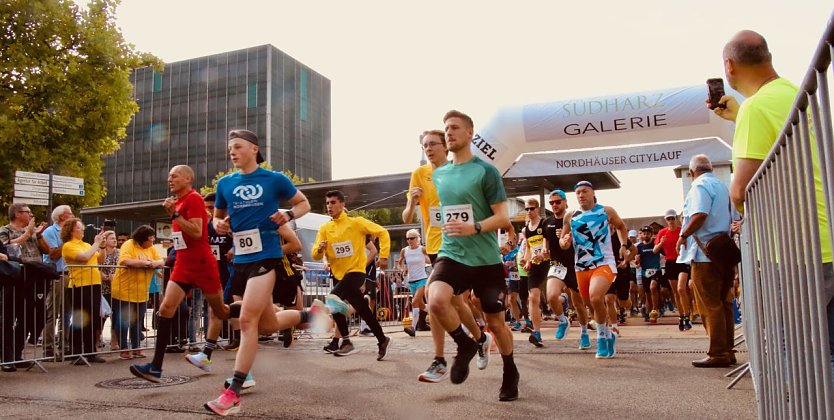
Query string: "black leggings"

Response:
xmin=331 ymin=272 xmax=384 ymax=342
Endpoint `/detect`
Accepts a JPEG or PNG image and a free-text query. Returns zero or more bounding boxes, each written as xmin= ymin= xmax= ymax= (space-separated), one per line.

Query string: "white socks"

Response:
xmin=412 ymin=307 xmax=420 ymax=321
xmin=596 ymin=323 xmax=609 ymax=339
xmin=558 ymin=314 xmax=569 ymax=324
xmin=580 ymin=323 xmax=589 ymax=335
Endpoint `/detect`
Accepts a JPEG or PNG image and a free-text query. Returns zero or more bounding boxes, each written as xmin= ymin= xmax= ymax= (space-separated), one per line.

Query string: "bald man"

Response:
xmin=130 ymin=165 xmax=231 ymax=383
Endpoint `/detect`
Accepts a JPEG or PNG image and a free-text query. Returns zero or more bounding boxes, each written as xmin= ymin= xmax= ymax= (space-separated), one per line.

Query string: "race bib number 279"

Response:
xmin=442 ymin=204 xmax=474 ymax=224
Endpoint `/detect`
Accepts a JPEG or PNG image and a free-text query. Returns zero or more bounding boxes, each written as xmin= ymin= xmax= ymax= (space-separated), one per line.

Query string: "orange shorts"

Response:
xmin=576 ymin=265 xmax=616 ymax=299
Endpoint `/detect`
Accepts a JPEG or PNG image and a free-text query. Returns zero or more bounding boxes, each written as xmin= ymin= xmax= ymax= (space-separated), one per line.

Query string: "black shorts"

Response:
xmin=272 ymin=269 xmax=302 ymax=307
xmin=646 ymin=271 xmax=671 ymax=289
xmin=363 ymin=277 xmax=377 ymax=297
xmin=607 ymin=268 xmax=632 ymax=300
xmin=527 ymin=262 xmax=549 ymax=291
xmin=229 ymin=258 xmax=282 ymax=297
xmin=508 ymin=280 xmax=521 ymax=294
xmin=430 ymin=257 xmax=506 ymax=314
xmin=428 ymin=254 xmax=438 ymax=266
xmin=546 ymin=264 xmax=579 ymax=293
xmin=665 ymin=261 xmax=690 ymax=281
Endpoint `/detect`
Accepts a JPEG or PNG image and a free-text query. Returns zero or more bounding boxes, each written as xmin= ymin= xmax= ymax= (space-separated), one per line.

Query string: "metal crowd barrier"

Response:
xmin=741 ymin=12 xmax=834 ymax=419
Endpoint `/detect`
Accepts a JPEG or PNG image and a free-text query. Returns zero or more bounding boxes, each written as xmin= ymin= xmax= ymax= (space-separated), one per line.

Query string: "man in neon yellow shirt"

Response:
xmin=713 ymin=30 xmax=833 ymax=370
xmin=313 ymin=190 xmax=392 ymax=360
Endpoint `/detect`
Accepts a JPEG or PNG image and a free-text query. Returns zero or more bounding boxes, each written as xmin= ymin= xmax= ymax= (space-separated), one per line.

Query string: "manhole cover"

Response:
xmin=95 ymin=375 xmax=196 ymax=389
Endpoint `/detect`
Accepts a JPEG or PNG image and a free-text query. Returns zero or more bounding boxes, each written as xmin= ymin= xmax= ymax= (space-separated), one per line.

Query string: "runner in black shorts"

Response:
xmin=635 ymin=226 xmax=664 ymax=324
xmin=542 ymin=189 xmax=591 ymax=348
xmin=520 ymin=198 xmax=549 ymax=347
xmin=606 ymin=232 xmax=636 ymax=334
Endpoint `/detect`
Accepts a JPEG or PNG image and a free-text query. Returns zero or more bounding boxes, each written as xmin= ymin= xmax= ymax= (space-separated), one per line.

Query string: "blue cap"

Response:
xmin=549 ymin=189 xmax=567 ymax=200
xmin=573 ymin=180 xmax=594 ymax=190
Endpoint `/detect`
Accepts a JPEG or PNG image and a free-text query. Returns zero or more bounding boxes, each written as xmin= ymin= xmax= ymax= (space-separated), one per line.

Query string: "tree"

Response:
xmin=200 ymin=165 xmax=316 ymax=195
xmin=349 ymin=207 xmax=406 ymax=226
xmin=0 ymin=0 xmax=161 ymax=221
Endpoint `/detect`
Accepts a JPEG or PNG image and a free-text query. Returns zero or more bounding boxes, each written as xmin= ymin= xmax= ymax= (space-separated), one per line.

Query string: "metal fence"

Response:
xmin=741 ymin=12 xmax=834 ymax=419
xmin=0 ymin=261 xmax=412 ymax=370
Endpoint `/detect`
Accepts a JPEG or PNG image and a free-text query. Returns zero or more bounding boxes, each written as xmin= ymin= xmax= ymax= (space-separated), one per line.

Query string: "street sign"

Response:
xmin=53 ymin=187 xmax=85 ymax=196
xmin=53 ymin=181 xmax=84 ymax=190
xmin=14 ymin=184 xmax=49 ymax=194
xmin=53 ymin=174 xmax=84 ymax=185
xmin=12 ymin=197 xmax=49 ymax=206
xmin=14 ymin=190 xmax=49 ymax=200
xmin=15 ymin=177 xmax=49 ymax=186
xmin=15 ymin=171 xmax=49 ymax=181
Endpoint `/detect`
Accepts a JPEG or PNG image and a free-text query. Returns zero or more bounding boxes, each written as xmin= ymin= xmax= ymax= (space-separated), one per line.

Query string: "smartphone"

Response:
xmin=103 ymin=219 xmax=116 ymax=230
xmin=707 ymin=78 xmax=726 ymax=109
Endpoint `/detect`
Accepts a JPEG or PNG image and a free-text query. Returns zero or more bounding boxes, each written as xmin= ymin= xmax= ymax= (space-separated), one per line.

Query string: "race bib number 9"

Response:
xmin=429 ymin=206 xmax=442 ymax=228
xmin=332 ymin=240 xmax=354 ymax=259
xmin=442 ymin=204 xmax=474 ymax=224
xmin=210 ymin=245 xmax=221 ymax=261
xmin=233 ymin=229 xmax=263 ymax=255
xmin=548 ymin=264 xmax=568 ymax=280
xmin=171 ymin=232 xmax=187 ymax=251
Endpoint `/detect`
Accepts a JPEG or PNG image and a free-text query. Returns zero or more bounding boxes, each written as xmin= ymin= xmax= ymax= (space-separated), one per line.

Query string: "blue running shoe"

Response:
xmin=529 ymin=331 xmax=543 ymax=347
xmin=511 ymin=321 xmax=522 ymax=331
xmin=130 ymin=362 xmax=162 ymax=383
xmin=579 ymin=332 xmax=591 ymax=350
xmin=595 ymin=338 xmax=609 ymax=359
xmin=325 ymin=294 xmax=349 ymax=315
xmin=555 ymin=320 xmax=569 ymax=340
xmin=607 ymin=333 xmax=617 ymax=358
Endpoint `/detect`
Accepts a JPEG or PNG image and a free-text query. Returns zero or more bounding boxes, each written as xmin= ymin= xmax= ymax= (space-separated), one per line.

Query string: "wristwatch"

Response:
xmin=474 ymin=222 xmax=482 ymax=234
xmin=680 ymin=234 xmax=689 ymax=239
xmin=171 ymin=211 xmax=180 ymax=221
xmin=286 ymin=210 xmax=295 ymax=221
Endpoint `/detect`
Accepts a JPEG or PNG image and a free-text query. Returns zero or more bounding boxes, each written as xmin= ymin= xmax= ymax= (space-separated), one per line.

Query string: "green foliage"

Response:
xmin=200 ymin=165 xmax=316 ymax=195
xmin=0 ymin=0 xmax=161 ymax=218
xmin=349 ymin=207 xmax=406 ymax=226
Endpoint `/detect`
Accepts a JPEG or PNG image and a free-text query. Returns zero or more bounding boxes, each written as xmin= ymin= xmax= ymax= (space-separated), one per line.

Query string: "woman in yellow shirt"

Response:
xmin=61 ymin=217 xmax=107 ymax=363
xmin=111 ymin=226 xmax=164 ymax=359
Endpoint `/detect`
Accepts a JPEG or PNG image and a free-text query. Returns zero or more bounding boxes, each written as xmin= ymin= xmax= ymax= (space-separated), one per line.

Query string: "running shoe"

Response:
xmin=678 ymin=316 xmax=685 ymax=331
xmin=323 ymin=339 xmax=340 ymax=353
xmin=510 ymin=321 xmax=522 ymax=332
xmin=607 ymin=333 xmax=617 ymax=358
xmin=611 ymin=325 xmax=620 ymax=336
xmin=404 ymin=327 xmax=416 ymax=337
xmin=418 ymin=359 xmax=449 ymax=383
xmin=579 ymin=332 xmax=591 ymax=350
xmin=499 ymin=368 xmax=520 ymax=402
xmin=377 ymin=337 xmax=391 ymax=361
xmin=450 ymin=341 xmax=478 ymax=384
xmin=360 ymin=328 xmax=374 ymax=337
xmin=224 ymin=372 xmax=257 ymax=390
xmin=281 ymin=327 xmax=295 ymax=348
xmin=185 ymin=352 xmax=212 ymax=372
xmin=649 ymin=310 xmax=659 ymax=324
xmin=324 ymin=294 xmax=349 ymax=315
xmin=222 ymin=340 xmax=240 ymax=352
xmin=476 ymin=332 xmax=493 ymax=370
xmin=595 ymin=337 xmax=610 ymax=359
xmin=555 ymin=320 xmax=569 ymax=340
xmin=618 ymin=308 xmax=627 ymax=324
xmin=528 ymin=331 xmax=543 ymax=348
xmin=683 ymin=316 xmax=692 ymax=331
xmin=334 ymin=341 xmax=357 ymax=357
xmin=205 ymin=389 xmax=241 ymax=417
xmin=129 ymin=362 xmax=162 ymax=383
xmin=588 ymin=320 xmax=597 ymax=331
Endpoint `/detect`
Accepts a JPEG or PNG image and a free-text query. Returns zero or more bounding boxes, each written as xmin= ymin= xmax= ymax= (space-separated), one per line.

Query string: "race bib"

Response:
xmin=442 ymin=204 xmax=474 ymax=224
xmin=645 ymin=268 xmax=658 ymax=278
xmin=171 ymin=232 xmax=187 ymax=251
xmin=532 ymin=244 xmax=544 ymax=256
xmin=509 ymin=271 xmax=520 ymax=281
xmin=233 ymin=228 xmax=263 ymax=255
xmin=548 ymin=264 xmax=568 ymax=280
xmin=429 ymin=206 xmax=442 ymax=228
xmin=210 ymin=245 xmax=221 ymax=261
xmin=332 ymin=240 xmax=354 ymax=259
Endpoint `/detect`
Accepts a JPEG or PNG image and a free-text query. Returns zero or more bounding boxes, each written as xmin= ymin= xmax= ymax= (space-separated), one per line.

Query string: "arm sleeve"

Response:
xmin=0 ymin=228 xmax=8 ymax=245
xmin=361 ymin=219 xmax=390 ymax=259
xmin=733 ymin=102 xmax=775 ymax=160
xmin=690 ymin=184 xmax=714 ymax=215
xmin=43 ymin=228 xmax=60 ymax=248
xmin=61 ymin=241 xmax=80 ymax=260
xmin=482 ymin=164 xmax=508 ymax=205
xmin=274 ymin=172 xmax=299 ymax=202
xmin=118 ymin=242 xmax=136 ymax=264
xmin=215 ymin=178 xmax=228 ymax=210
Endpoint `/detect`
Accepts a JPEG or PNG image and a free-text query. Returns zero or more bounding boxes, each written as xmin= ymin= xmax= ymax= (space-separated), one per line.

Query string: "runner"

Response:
xmin=129 ymin=165 xmax=231 ymax=383
xmin=519 ymin=198 xmax=549 ymax=347
xmin=542 ymin=189 xmax=592 ymax=349
xmin=205 ymin=129 xmax=312 ymax=416
xmin=560 ymin=180 xmax=630 ymax=359
xmin=311 ymin=190 xmax=392 ymax=359
xmin=397 ymin=229 xmax=430 ymax=337
xmin=606 ymin=229 xmax=637 ymax=336
xmin=427 ymin=110 xmax=518 ymax=401
xmin=402 ymin=129 xmax=487 ymax=384
xmin=635 ymin=226 xmax=663 ymax=324
xmin=654 ymin=209 xmax=692 ymax=331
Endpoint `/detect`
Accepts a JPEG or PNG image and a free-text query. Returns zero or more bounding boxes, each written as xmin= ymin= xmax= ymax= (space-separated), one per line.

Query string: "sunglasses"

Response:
xmin=525 ymin=207 xmax=537 ymax=212
xmin=549 ymin=200 xmax=563 ymax=205
xmin=406 ymin=237 xmax=419 ymax=240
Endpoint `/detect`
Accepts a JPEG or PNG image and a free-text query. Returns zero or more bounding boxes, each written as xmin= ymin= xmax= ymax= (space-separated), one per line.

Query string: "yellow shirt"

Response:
xmin=111 ymin=239 xmax=161 ymax=302
xmin=733 ymin=78 xmax=832 ymax=263
xmin=62 ymin=239 xmax=102 ymax=288
xmin=408 ymin=163 xmax=442 ymax=254
xmin=312 ymin=211 xmax=390 ymax=280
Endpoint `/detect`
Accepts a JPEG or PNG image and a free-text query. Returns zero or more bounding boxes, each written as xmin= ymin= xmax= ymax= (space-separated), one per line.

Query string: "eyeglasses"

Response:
xmin=549 ymin=200 xmax=563 ymax=205
xmin=524 ymin=207 xmax=537 ymax=212
xmin=406 ymin=237 xmax=419 ymax=240
xmin=665 ymin=216 xmax=676 ymax=221
xmin=423 ymin=141 xmax=444 ymax=148
xmin=17 ymin=210 xmax=32 ymax=215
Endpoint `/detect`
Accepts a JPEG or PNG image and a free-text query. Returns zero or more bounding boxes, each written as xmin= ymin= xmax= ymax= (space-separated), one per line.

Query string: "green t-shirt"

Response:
xmin=433 ymin=156 xmax=507 ymax=266
xmin=733 ymin=77 xmax=832 ymax=263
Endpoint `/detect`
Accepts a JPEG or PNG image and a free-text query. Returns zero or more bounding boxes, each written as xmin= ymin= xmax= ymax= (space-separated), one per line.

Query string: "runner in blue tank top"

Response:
xmin=560 ymin=181 xmax=632 ymax=360
xmin=206 ymin=129 xmax=312 ymax=416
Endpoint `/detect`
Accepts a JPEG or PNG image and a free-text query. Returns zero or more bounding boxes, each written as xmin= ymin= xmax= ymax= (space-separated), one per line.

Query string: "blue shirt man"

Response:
xmin=678 ymin=164 xmax=732 ymax=264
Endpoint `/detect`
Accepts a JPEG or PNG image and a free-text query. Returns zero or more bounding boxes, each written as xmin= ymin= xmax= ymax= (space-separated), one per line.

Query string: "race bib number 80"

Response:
xmin=233 ymin=229 xmax=263 ymax=256
xmin=442 ymin=204 xmax=474 ymax=224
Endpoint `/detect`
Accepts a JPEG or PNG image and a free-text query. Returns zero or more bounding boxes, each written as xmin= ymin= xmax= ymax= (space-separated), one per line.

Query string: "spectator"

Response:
xmin=116 ymin=232 xmax=129 ymax=248
xmin=111 ymin=225 xmax=164 ymax=360
xmin=677 ymin=154 xmax=734 ymax=368
xmin=60 ymin=217 xmax=107 ymax=364
xmin=99 ymin=231 xmax=119 ymax=351
xmin=41 ymin=205 xmax=74 ymax=359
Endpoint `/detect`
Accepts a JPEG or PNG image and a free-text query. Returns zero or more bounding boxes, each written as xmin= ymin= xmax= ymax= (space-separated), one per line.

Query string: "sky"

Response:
xmin=108 ymin=0 xmax=832 ymax=218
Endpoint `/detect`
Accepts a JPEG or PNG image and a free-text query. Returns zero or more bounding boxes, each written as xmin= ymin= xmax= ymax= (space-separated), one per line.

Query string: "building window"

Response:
xmin=247 ymin=82 xmax=257 ymax=108
xmin=300 ymin=68 xmax=308 ymax=121
xmin=153 ymin=71 xmax=162 ymax=93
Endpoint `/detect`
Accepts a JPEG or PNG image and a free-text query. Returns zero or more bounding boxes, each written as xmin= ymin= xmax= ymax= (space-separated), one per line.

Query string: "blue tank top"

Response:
xmin=570 ymin=204 xmax=616 ymax=272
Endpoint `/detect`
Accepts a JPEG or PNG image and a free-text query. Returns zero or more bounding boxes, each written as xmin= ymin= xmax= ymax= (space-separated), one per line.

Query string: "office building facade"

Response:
xmin=101 ymin=44 xmax=331 ymax=206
